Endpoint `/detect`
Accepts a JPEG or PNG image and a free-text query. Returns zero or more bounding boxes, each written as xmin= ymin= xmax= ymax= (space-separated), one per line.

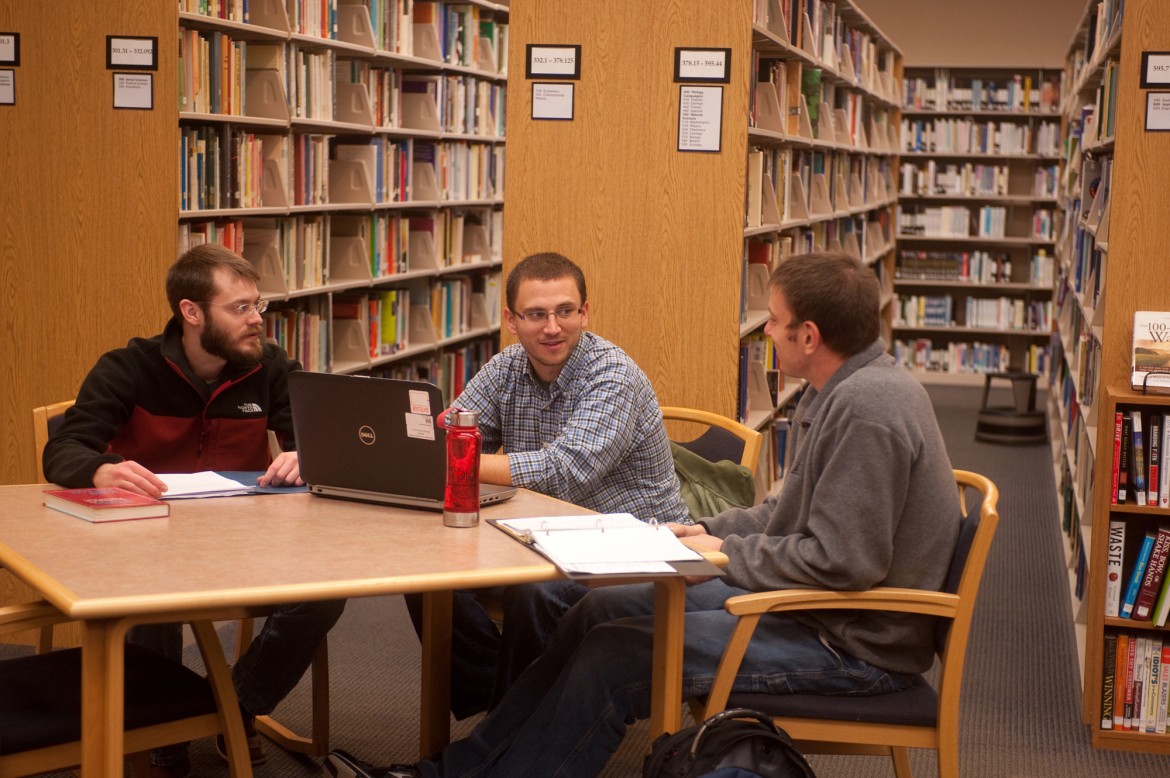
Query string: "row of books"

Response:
xmin=893 ymin=294 xmax=1051 ymax=332
xmin=896 ymin=249 xmax=1006 ymax=284
xmin=902 ymin=69 xmax=1061 ymax=113
xmin=892 ymin=339 xmax=1036 ymax=376
xmin=901 ymin=118 xmax=1061 ymax=156
xmin=179 ymin=129 xmax=504 ymax=212
xmin=895 ymin=204 xmax=1053 ymax=241
xmin=1101 ymin=631 xmax=1170 ymax=734
xmin=178 ymin=208 xmax=502 ymax=295
xmin=1106 ymin=522 xmax=1170 ymax=623
xmin=745 ymin=144 xmax=895 ymax=228
xmin=1110 ymin=410 xmax=1170 ymax=508
xmin=1063 ymin=0 xmax=1123 ymax=102
xmin=897 ymin=161 xmax=1059 ymax=199
xmin=367 ymin=338 xmax=498 ymax=405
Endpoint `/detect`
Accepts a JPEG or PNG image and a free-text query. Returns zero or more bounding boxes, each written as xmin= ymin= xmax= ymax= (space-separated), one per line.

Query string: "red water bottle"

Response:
xmin=443 ymin=409 xmax=482 ymax=528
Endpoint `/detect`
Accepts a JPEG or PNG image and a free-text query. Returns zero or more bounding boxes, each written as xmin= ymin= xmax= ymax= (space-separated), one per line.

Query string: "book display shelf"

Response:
xmin=742 ymin=0 xmax=902 ymax=493
xmin=177 ymin=0 xmax=508 ymax=402
xmin=892 ymin=65 xmax=1062 ymax=384
xmin=1047 ymin=0 xmax=1170 ymax=754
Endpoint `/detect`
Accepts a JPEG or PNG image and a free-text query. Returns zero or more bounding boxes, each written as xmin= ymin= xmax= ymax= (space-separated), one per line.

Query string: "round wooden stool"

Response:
xmin=975 ymin=371 xmax=1047 ymax=445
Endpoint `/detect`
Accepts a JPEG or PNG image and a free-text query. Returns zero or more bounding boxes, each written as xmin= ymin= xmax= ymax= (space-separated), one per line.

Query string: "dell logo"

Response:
xmin=358 ymin=425 xmax=376 ymax=445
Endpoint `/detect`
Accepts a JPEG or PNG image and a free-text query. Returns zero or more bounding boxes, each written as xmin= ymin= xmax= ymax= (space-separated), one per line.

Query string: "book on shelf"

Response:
xmin=1162 ymin=418 xmax=1170 ymax=508
xmin=1124 ymin=634 xmax=1138 ymax=729
xmin=1105 ymin=519 xmax=1125 ymax=617
xmin=1131 ymin=411 xmax=1149 ymax=505
xmin=1121 ymin=529 xmax=1157 ymax=619
xmin=1146 ymin=637 xmax=1164 ymax=732
xmin=42 ymin=487 xmax=170 ymax=523
xmin=1133 ymin=526 xmax=1170 ymax=620
xmin=1160 ymin=644 xmax=1170 ymax=733
xmin=1119 ymin=413 xmax=1132 ymax=504
xmin=1111 ymin=410 xmax=1122 ymax=505
xmin=1102 ymin=632 xmax=1118 ymax=729
xmin=1115 ymin=632 xmax=1130 ymax=728
xmin=1131 ymin=311 xmax=1170 ymax=393
xmin=1154 ymin=559 xmax=1170 ymax=627
xmin=1150 ymin=414 xmax=1163 ymax=506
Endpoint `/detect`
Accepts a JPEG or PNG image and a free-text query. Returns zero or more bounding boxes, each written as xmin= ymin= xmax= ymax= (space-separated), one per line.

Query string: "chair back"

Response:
xmin=660 ymin=406 xmax=763 ymax=472
xmin=32 ymin=400 xmax=76 ymax=484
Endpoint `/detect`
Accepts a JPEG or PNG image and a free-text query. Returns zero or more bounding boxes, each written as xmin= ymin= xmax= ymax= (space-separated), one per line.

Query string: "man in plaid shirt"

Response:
xmin=408 ymin=251 xmax=688 ymax=719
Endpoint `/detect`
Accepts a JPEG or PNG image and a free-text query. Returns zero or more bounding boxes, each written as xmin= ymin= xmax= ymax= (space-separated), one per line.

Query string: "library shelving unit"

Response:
xmin=892 ymin=65 xmax=1062 ymax=385
xmin=1052 ymin=0 xmax=1170 ymax=754
xmin=497 ymin=0 xmax=901 ymax=497
xmin=177 ymin=0 xmax=509 ymax=402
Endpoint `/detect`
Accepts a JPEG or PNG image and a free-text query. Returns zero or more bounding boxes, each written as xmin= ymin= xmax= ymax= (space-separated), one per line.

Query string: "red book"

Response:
xmin=1111 ymin=411 xmax=1123 ymax=505
xmin=43 ymin=488 xmax=170 ymax=523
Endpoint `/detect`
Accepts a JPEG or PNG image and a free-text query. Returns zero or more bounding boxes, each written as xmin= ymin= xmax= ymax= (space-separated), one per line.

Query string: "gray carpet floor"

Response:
xmin=19 ymin=385 xmax=1170 ymax=776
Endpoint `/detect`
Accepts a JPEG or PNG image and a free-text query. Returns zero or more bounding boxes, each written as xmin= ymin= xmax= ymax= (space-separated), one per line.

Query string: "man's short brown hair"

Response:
xmin=771 ymin=252 xmax=880 ymax=357
xmin=505 ymin=252 xmax=587 ymax=311
xmin=166 ymin=244 xmax=260 ymax=318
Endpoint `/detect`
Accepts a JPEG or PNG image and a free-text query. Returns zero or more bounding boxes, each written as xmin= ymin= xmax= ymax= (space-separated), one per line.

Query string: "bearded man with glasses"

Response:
xmin=43 ymin=242 xmax=344 ymax=777
xmin=401 ymin=251 xmax=690 ymax=725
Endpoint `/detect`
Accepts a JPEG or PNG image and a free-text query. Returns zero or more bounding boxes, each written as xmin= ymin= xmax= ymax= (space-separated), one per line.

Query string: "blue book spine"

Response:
xmin=1123 ymin=531 xmax=1158 ymax=618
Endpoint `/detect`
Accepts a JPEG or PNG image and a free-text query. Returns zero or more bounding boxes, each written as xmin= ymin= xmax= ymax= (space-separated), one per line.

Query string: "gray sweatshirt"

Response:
xmin=706 ymin=340 xmax=961 ymax=674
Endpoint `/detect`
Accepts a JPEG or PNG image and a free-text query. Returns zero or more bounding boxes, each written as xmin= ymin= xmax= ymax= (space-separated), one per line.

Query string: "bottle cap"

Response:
xmin=448 ymin=409 xmax=480 ymax=427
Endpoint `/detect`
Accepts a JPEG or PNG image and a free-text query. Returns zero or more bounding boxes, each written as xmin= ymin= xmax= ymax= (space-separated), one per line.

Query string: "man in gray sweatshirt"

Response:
xmin=325 ymin=252 xmax=962 ymax=778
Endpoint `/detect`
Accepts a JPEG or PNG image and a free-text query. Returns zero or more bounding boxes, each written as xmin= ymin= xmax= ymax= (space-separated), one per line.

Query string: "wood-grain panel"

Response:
xmin=502 ymin=0 xmax=751 ymax=416
xmin=0 ymin=0 xmax=177 ymax=485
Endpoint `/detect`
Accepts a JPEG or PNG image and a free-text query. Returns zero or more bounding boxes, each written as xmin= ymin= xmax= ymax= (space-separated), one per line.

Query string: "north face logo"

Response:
xmin=238 ymin=402 xmax=262 ymax=414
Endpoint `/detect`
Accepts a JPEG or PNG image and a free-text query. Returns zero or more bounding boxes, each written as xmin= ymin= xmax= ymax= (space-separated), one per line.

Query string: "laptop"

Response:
xmin=288 ymin=372 xmax=517 ymax=510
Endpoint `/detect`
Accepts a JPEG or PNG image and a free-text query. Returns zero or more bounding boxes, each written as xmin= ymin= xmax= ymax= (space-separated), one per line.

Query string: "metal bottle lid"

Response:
xmin=448 ymin=409 xmax=480 ymax=427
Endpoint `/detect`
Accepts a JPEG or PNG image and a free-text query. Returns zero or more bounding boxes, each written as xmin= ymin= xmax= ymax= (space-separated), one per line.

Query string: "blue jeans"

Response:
xmin=420 ymin=580 xmax=913 ymax=778
xmin=130 ymin=598 xmax=346 ymax=765
xmin=406 ymin=580 xmax=589 ymax=719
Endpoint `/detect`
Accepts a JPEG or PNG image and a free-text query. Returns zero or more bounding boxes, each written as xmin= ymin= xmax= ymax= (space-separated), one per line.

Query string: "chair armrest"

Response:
xmin=724 ymin=587 xmax=960 ymax=620
xmin=0 ymin=601 xmax=71 ymax=635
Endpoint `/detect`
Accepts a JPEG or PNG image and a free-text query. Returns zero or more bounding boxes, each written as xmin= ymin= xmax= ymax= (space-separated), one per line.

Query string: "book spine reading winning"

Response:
xmin=1122 ymin=530 xmax=1157 ymax=619
xmin=1105 ymin=520 xmax=1126 ymax=618
xmin=1134 ymin=526 xmax=1170 ymax=621
xmin=1132 ymin=411 xmax=1148 ymax=506
xmin=1102 ymin=632 xmax=1118 ymax=729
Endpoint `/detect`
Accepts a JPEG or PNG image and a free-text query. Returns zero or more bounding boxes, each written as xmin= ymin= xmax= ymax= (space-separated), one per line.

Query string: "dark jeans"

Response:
xmin=419 ymin=580 xmax=915 ymax=778
xmin=405 ymin=580 xmax=590 ymax=719
xmin=130 ymin=598 xmax=346 ymax=766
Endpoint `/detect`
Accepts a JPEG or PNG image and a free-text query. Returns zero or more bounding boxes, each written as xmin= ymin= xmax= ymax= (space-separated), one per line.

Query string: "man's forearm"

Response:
xmin=479 ymin=452 xmax=513 ymax=486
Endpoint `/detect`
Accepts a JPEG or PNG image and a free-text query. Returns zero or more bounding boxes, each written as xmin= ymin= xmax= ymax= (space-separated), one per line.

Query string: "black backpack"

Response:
xmin=643 ymin=708 xmax=816 ymax=778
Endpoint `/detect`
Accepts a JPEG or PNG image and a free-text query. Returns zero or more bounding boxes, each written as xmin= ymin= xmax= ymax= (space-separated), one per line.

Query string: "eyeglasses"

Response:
xmin=204 ymin=299 xmax=269 ymax=317
xmin=512 ymin=306 xmax=583 ymax=325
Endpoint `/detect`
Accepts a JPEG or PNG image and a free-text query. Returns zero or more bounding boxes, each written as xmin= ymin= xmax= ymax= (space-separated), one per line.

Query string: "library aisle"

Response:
xmin=9 ymin=389 xmax=1170 ymax=777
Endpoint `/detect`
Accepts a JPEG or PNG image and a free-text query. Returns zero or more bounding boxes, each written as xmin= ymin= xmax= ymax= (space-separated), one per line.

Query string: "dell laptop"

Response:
xmin=288 ymin=372 xmax=517 ymax=509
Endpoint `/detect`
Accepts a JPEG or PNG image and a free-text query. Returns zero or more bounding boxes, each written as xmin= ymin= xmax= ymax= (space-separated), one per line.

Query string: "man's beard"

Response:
xmin=201 ymin=318 xmax=263 ymax=368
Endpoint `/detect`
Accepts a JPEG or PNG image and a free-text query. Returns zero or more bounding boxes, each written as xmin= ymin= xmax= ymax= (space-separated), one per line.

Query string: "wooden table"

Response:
xmin=0 ymin=485 xmax=705 ymax=777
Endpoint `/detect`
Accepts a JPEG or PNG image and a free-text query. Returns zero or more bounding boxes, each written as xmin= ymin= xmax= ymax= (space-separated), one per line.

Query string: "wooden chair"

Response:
xmin=31 ymin=400 xmax=331 ymax=757
xmin=660 ymin=406 xmax=763 ymax=473
xmin=692 ymin=469 xmax=1000 ymax=778
xmin=0 ymin=602 xmax=253 ymax=777
xmin=32 ymin=399 xmax=76 ymax=484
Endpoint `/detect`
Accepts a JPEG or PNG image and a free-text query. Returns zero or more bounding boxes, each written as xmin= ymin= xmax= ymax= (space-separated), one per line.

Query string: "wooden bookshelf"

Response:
xmin=176 ymin=0 xmax=510 ymax=403
xmin=1052 ymin=0 xmax=1170 ymax=754
xmin=500 ymin=0 xmax=902 ymax=495
xmin=892 ymin=65 xmax=1061 ymax=381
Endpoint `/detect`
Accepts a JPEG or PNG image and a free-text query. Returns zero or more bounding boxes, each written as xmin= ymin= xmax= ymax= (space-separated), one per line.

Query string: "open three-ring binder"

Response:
xmin=489 ymin=513 xmax=725 ymax=577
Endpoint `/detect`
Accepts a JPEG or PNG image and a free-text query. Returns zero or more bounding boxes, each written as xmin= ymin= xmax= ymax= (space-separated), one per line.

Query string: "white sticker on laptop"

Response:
xmin=409 ymin=390 xmax=432 ymax=416
xmin=405 ymin=412 xmax=435 ymax=441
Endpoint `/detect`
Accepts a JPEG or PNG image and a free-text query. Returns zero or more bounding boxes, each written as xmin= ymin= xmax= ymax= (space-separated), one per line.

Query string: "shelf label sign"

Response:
xmin=526 ymin=44 xmax=581 ymax=79
xmin=1146 ymin=92 xmax=1170 ymax=132
xmin=113 ymin=73 xmax=153 ymax=110
xmin=0 ymin=32 xmax=19 ymax=66
xmin=1141 ymin=52 xmax=1170 ymax=88
xmin=677 ymin=85 xmax=723 ymax=153
xmin=675 ymin=48 xmax=731 ymax=83
xmin=107 ymin=36 xmax=157 ymax=70
xmin=532 ymin=82 xmax=574 ymax=121
xmin=0 ymin=69 xmax=13 ymax=106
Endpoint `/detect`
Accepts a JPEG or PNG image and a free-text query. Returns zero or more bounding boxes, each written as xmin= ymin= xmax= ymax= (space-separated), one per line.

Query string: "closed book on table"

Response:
xmin=43 ymin=488 xmax=170 ymax=523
